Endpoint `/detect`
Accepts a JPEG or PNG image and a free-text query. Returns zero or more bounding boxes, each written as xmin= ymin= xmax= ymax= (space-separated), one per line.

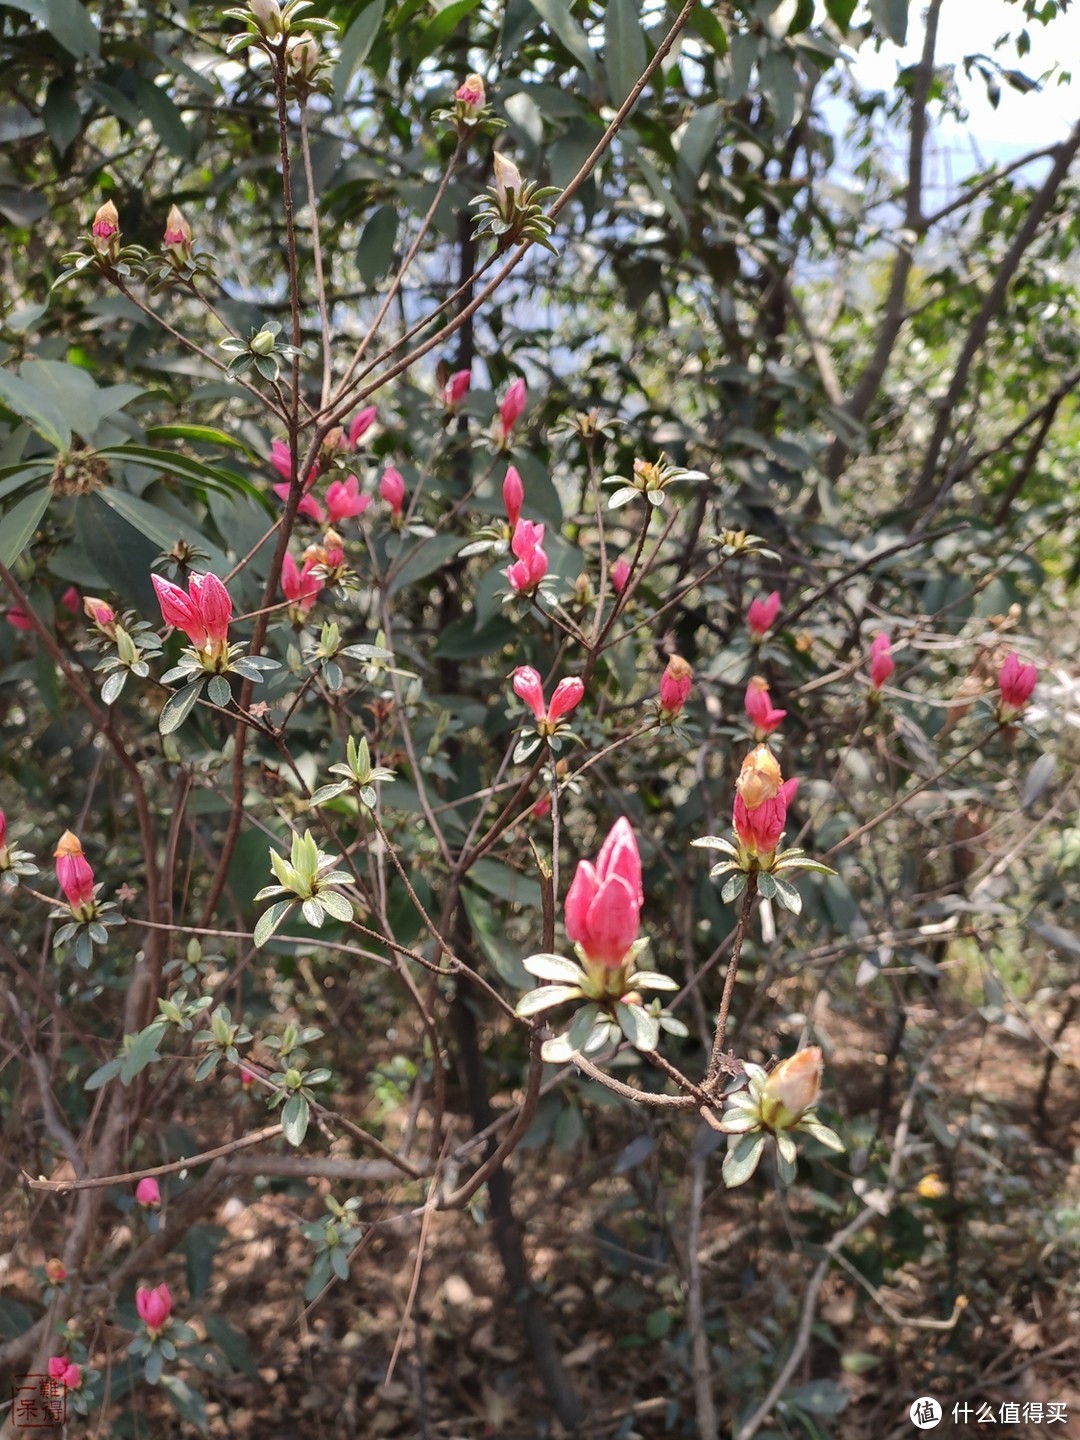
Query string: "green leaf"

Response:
xmin=605 ymin=0 xmax=648 ymax=106
xmin=0 ymin=368 xmax=70 ymax=452
xmin=722 ymin=1131 xmax=765 ymax=1188
xmin=135 ymin=76 xmax=195 ymax=160
xmin=614 ymin=1001 xmax=659 ymax=1052
xmin=159 ymin=679 xmax=205 ymax=735
xmin=515 ymin=984 xmax=583 ymax=1017
xmin=119 ymin=1021 xmax=168 ymax=1084
xmin=44 ymin=0 xmax=100 ymax=57
xmin=825 ymin=0 xmax=858 ymax=28
xmin=255 ymin=900 xmax=294 ymax=946
xmin=281 ymin=1092 xmax=310 ymax=1146
xmin=522 ymin=953 xmax=583 ymax=983
xmin=206 ymin=675 xmax=231 ymax=708
xmin=607 ymin=486 xmax=640 ymax=508
xmin=94 ymin=444 xmax=269 ymax=507
xmin=388 ymin=535 xmax=463 ymax=595
xmin=356 ymin=204 xmax=398 ymax=285
xmin=773 ymin=876 xmax=802 ymax=914
xmin=202 ymin=1314 xmax=260 ymax=1381
xmin=317 ymin=888 xmax=354 ymax=923
xmin=183 ymin=1225 xmax=226 ymax=1302
xmin=101 ymin=669 xmax=127 ymax=705
xmin=0 ymin=487 xmax=51 ymax=567
xmin=721 ymin=872 xmax=747 ymax=903
xmin=415 ymin=0 xmax=481 ymax=59
xmin=332 ymin=0 xmax=385 ymax=108
xmin=868 ymin=0 xmax=908 ymax=45
xmin=527 ymin=0 xmax=600 ymax=81
xmin=85 ymin=1056 xmax=124 ymax=1092
xmin=161 ymin=1375 xmax=209 ymax=1435
xmin=145 ymin=424 xmax=260 ymax=462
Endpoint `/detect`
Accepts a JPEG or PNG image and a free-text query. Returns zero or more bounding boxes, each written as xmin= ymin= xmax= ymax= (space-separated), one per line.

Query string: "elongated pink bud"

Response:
xmin=444 ymin=370 xmax=471 ymax=408
xmin=747 ymin=591 xmax=781 ymax=639
xmin=610 ymin=557 xmax=631 ymax=593
xmin=55 ymin=830 xmax=95 ymax=910
xmin=380 ymin=467 xmax=406 ymax=516
xmin=744 ymin=675 xmax=785 ymax=737
xmin=733 ymin=746 xmax=798 ymax=859
xmin=512 ymin=666 xmax=546 ymax=721
xmin=455 ymin=74 xmax=486 ymax=112
xmin=503 ymin=466 xmax=524 ymax=527
xmin=498 ymin=377 xmax=526 ymax=437
xmin=273 ymin=482 xmax=325 ymax=523
xmin=349 ymin=407 xmax=377 ymax=446
xmin=659 ymin=656 xmax=692 ymax=717
xmin=565 ymin=818 xmax=643 ymax=968
xmin=997 ymin=650 xmax=1037 ymax=721
xmin=547 ymin=677 xmax=584 ymax=723
xmin=270 ymin=439 xmax=292 ymax=481
xmin=151 ymin=574 xmax=207 ymax=649
xmin=189 ymin=572 xmax=232 ymax=645
xmin=91 ymin=200 xmax=119 ymax=240
xmin=869 ymin=632 xmax=895 ymax=691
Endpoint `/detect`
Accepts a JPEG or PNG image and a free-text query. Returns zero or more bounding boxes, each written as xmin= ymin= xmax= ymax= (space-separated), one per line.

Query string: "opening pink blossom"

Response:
xmin=746 ymin=590 xmax=781 ymax=640
xmin=564 ymin=818 xmax=644 ymax=968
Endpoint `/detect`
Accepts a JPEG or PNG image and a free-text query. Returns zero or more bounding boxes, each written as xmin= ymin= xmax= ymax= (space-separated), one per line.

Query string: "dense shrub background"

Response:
xmin=1 ymin=0 xmax=1079 ymax=1433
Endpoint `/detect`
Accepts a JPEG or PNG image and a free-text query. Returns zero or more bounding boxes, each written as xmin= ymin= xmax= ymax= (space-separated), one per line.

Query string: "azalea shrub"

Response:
xmin=1 ymin=0 xmax=1079 ymax=1434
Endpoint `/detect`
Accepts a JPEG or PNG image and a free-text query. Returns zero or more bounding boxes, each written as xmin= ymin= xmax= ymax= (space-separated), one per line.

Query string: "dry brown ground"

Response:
xmin=3 ymin=996 xmax=1079 ymax=1439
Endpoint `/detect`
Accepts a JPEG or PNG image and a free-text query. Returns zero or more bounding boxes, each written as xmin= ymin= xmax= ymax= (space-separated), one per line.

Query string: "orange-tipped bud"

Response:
xmin=760 ymin=1048 xmax=823 ymax=1130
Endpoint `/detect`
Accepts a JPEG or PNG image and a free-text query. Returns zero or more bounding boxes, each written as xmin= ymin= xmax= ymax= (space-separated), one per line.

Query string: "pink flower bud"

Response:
xmin=564 ymin=818 xmax=643 ymax=968
xmin=152 ymin=574 xmax=207 ymax=649
xmin=273 ymin=481 xmax=325 ymax=523
xmin=163 ymin=204 xmax=192 ymax=257
xmin=512 ymin=666 xmax=546 ymax=721
xmin=325 ymin=474 xmax=370 ymax=524
xmin=760 ymin=1048 xmax=823 ymax=1130
xmin=91 ymin=200 xmax=119 ymax=240
xmin=547 ymin=677 xmax=584 ymax=724
xmin=732 ymin=746 xmax=798 ymax=860
xmin=506 ymin=519 xmax=548 ymax=592
xmin=502 ymin=466 xmax=524 ymax=527
xmin=135 ymin=1177 xmax=161 ymax=1208
xmin=45 ymin=1257 xmax=66 ymax=1285
xmin=6 ymin=605 xmax=33 ymax=632
xmin=511 ymin=518 xmax=543 ymax=557
xmin=0 ymin=808 xmax=6 ymax=849
xmin=744 ymin=675 xmax=786 ymax=737
xmin=83 ymin=596 xmax=116 ymax=633
xmin=61 ymin=586 xmax=80 ymax=613
xmin=54 ymin=830 xmax=95 ymax=910
xmin=270 ymin=439 xmax=293 ymax=481
xmin=240 ymin=1065 xmax=257 ymax=1090
xmin=188 ymin=572 xmax=232 ymax=646
xmin=136 ymin=1282 xmax=172 ymax=1334
xmin=997 ymin=650 xmax=1037 ymax=721
xmin=455 ymin=73 xmax=486 ymax=113
xmin=48 ymin=1357 xmax=81 ymax=1389
xmin=610 ymin=558 xmax=631 ymax=593
xmin=869 ymin=632 xmax=895 ymax=692
xmin=349 ymin=407 xmax=377 ymax=447
xmin=659 ymin=656 xmax=692 ymax=717
xmin=379 ymin=467 xmax=406 ymax=516
xmin=444 ymin=370 xmax=471 ymax=408
xmin=498 ymin=377 xmax=527 ymax=439
xmin=746 ymin=590 xmax=781 ymax=640
xmin=281 ymin=553 xmax=322 ymax=616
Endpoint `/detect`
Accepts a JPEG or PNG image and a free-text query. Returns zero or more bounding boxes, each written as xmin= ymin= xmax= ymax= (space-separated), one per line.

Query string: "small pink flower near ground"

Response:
xmin=135 ymin=1177 xmax=161 ymax=1208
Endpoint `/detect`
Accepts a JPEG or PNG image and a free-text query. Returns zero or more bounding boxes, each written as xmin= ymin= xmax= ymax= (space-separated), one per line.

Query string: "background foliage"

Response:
xmin=1 ymin=0 xmax=1079 ymax=1433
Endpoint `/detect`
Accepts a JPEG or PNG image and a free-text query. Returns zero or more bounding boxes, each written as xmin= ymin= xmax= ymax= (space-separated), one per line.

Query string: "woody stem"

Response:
xmin=706 ymin=873 xmax=758 ymax=1088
